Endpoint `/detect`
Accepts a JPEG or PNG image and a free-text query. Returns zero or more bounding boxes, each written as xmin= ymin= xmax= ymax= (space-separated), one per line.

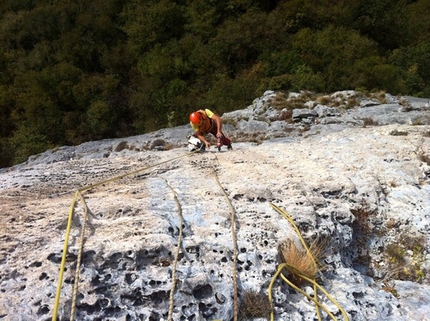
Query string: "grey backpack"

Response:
xmin=187 ymin=136 xmax=205 ymax=152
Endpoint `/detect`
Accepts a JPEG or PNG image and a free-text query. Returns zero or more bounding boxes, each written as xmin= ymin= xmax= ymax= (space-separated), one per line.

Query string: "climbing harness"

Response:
xmin=268 ymin=203 xmax=349 ymax=321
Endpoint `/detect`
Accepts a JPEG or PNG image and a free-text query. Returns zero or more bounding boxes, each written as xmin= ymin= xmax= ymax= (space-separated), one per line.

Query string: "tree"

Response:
xmin=351 ymin=0 xmax=409 ymax=49
xmin=291 ymin=26 xmax=382 ymax=91
xmin=121 ymin=0 xmax=186 ymax=58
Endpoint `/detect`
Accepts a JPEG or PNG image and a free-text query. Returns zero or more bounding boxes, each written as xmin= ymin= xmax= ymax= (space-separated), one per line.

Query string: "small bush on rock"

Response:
xmin=277 ymin=239 xmax=325 ymax=286
xmin=362 ymin=117 xmax=379 ymax=127
xmin=350 ymin=203 xmax=378 ymax=268
xmin=418 ymin=151 xmax=430 ymax=165
xmin=384 ymin=233 xmax=427 ymax=283
xmin=238 ymin=290 xmax=272 ymax=320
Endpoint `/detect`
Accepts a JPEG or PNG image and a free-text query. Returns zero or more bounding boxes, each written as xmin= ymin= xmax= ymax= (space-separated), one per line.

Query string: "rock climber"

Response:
xmin=189 ymin=109 xmax=232 ymax=150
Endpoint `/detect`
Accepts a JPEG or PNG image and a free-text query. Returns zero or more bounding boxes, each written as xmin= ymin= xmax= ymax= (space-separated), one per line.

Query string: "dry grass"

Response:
xmin=381 ymin=281 xmax=399 ymax=298
xmin=114 ymin=140 xmax=129 ymax=152
xmin=278 ymin=239 xmax=325 ymax=286
xmin=418 ymin=151 xmax=430 ymax=165
xmin=351 ymin=204 xmax=376 ymax=236
xmin=239 ymin=290 xmax=272 ymax=320
xmin=316 ymin=95 xmax=331 ymax=105
xmin=362 ymin=117 xmax=379 ymax=127
xmin=345 ymin=96 xmax=359 ymax=109
xmin=370 ymin=90 xmax=387 ymax=103
xmin=383 ymin=234 xmax=427 ymax=283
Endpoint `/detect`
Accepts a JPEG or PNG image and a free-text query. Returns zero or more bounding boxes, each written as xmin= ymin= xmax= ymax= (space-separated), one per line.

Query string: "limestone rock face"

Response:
xmin=1 ymin=91 xmax=430 ymax=321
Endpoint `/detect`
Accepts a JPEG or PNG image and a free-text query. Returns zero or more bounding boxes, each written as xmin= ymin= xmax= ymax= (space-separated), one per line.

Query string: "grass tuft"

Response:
xmin=362 ymin=117 xmax=379 ymax=127
xmin=418 ymin=151 xmax=430 ymax=166
xmin=278 ymin=239 xmax=325 ymax=286
xmin=239 ymin=290 xmax=272 ymax=320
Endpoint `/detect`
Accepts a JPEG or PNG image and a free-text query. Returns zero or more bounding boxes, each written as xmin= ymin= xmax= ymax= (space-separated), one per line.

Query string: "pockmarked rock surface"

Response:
xmin=1 ymin=91 xmax=430 ymax=321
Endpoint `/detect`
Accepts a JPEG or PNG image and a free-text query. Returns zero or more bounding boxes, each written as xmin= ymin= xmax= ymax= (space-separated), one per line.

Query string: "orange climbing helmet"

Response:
xmin=190 ymin=112 xmax=202 ymax=125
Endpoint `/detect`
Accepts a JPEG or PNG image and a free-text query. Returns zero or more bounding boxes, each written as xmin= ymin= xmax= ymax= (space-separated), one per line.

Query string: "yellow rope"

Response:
xmin=268 ymin=203 xmax=349 ymax=321
xmin=52 ymin=191 xmax=79 ymax=321
xmin=268 ymin=263 xmax=338 ymax=320
xmin=278 ymin=268 xmax=338 ymax=320
xmin=270 ymin=203 xmax=318 ymax=271
xmin=212 ymin=164 xmax=239 ymax=321
xmin=162 ymin=179 xmax=184 ymax=321
xmin=298 ymin=272 xmax=349 ymax=321
xmin=270 ymin=203 xmax=322 ymax=320
xmin=79 ymin=154 xmax=189 ymax=193
xmin=315 ymin=282 xmax=322 ymax=321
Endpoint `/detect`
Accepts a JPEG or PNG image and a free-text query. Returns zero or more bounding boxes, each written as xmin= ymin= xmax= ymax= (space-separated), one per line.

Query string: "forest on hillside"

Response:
xmin=1 ymin=0 xmax=429 ymax=167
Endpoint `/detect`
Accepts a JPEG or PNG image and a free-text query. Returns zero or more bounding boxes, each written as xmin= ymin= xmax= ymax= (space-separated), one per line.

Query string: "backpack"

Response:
xmin=187 ymin=136 xmax=205 ymax=152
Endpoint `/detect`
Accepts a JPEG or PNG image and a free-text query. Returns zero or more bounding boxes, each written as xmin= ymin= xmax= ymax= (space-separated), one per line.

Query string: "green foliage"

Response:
xmin=121 ymin=0 xmax=186 ymax=58
xmin=291 ymin=26 xmax=381 ymax=92
xmin=350 ymin=0 xmax=409 ymax=49
xmin=406 ymin=0 xmax=430 ymax=44
xmin=389 ymin=42 xmax=430 ymax=96
xmin=5 ymin=121 xmax=54 ymax=165
xmin=209 ymin=8 xmax=269 ymax=75
xmin=1 ymin=0 xmax=430 ymax=167
xmin=87 ymin=100 xmax=117 ymax=138
xmin=384 ymin=234 xmax=427 ymax=283
xmin=0 ymin=85 xmax=14 ymax=137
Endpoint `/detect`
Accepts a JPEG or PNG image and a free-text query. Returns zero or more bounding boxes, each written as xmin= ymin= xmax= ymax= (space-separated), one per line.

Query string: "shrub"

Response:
xmin=362 ymin=117 xmax=379 ymax=127
xmin=114 ymin=140 xmax=129 ymax=152
xmin=370 ymin=91 xmax=387 ymax=103
xmin=6 ymin=124 xmax=54 ymax=165
xmin=239 ymin=290 xmax=272 ymax=320
xmin=418 ymin=151 xmax=430 ymax=165
xmin=345 ymin=96 xmax=359 ymax=109
xmin=350 ymin=203 xmax=378 ymax=267
xmin=389 ymin=129 xmax=408 ymax=136
xmin=384 ymin=233 xmax=427 ymax=283
xmin=316 ymin=95 xmax=332 ymax=105
xmin=277 ymin=239 xmax=325 ymax=286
